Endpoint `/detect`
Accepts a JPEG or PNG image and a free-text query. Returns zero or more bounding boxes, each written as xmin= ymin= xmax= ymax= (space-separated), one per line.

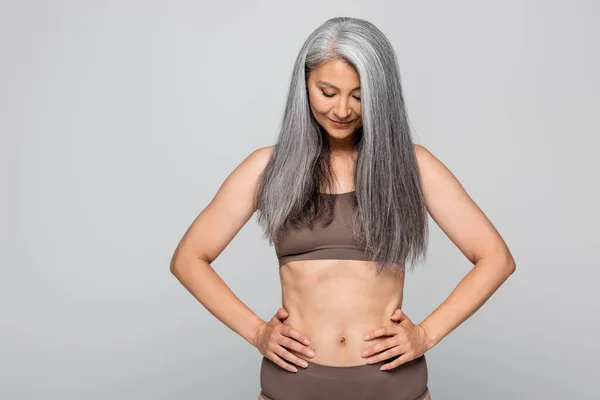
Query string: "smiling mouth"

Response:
xmin=329 ymin=118 xmax=354 ymax=124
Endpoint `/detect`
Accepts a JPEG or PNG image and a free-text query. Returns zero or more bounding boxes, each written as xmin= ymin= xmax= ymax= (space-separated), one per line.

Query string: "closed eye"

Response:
xmin=321 ymin=90 xmax=361 ymax=101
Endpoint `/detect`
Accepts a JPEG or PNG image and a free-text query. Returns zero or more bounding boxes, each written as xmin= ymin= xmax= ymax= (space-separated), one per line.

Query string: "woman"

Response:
xmin=170 ymin=17 xmax=516 ymax=400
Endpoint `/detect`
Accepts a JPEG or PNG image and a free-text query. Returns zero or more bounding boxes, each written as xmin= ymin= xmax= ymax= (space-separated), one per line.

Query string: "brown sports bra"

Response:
xmin=274 ymin=191 xmax=371 ymax=267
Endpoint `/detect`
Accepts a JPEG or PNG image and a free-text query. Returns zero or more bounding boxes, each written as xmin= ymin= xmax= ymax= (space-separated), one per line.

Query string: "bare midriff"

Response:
xmin=279 ymin=259 xmax=405 ymax=367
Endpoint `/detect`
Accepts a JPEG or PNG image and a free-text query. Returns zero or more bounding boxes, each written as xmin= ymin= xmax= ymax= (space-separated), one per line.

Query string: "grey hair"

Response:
xmin=254 ymin=17 xmax=428 ymax=274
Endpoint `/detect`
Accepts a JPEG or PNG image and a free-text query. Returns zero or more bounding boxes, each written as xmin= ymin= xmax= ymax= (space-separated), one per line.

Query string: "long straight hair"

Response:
xmin=254 ymin=17 xmax=428 ymax=274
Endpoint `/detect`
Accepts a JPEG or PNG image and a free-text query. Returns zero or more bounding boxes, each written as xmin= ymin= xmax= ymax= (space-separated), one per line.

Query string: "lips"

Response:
xmin=329 ymin=118 xmax=354 ymax=124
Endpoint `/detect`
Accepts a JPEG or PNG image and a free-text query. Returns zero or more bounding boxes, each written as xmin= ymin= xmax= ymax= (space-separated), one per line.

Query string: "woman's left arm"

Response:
xmin=414 ymin=144 xmax=516 ymax=351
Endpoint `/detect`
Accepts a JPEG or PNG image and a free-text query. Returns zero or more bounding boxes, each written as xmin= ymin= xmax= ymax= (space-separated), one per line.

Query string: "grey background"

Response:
xmin=2 ymin=0 xmax=598 ymax=399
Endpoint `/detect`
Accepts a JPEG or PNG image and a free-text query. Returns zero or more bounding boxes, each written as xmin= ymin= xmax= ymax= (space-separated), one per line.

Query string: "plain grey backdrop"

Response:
xmin=2 ymin=0 xmax=599 ymax=399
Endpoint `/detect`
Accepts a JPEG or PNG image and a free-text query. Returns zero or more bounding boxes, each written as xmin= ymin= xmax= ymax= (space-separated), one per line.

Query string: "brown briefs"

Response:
xmin=259 ymin=354 xmax=429 ymax=400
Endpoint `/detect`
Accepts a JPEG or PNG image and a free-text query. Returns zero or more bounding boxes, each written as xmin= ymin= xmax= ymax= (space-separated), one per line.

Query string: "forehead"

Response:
xmin=309 ymin=59 xmax=360 ymax=87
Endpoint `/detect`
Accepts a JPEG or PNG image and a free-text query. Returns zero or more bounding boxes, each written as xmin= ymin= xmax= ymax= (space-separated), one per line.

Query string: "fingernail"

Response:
xmin=364 ymin=334 xmax=370 ymax=340
xmin=367 ymin=358 xmax=375 ymax=363
xmin=307 ymin=350 xmax=315 ymax=357
xmin=361 ymin=350 xmax=368 ymax=357
xmin=301 ymin=360 xmax=308 ymax=367
xmin=303 ymin=339 xmax=311 ymax=345
xmin=291 ymin=367 xmax=298 ymax=372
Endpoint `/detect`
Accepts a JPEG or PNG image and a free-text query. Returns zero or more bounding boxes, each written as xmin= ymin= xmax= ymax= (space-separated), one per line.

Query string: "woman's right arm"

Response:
xmin=169 ymin=146 xmax=313 ymax=371
xmin=170 ymin=146 xmax=274 ymax=347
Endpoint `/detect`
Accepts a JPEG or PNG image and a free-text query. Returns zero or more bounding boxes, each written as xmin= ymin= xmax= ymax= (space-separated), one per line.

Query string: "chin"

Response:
xmin=325 ymin=130 xmax=353 ymax=139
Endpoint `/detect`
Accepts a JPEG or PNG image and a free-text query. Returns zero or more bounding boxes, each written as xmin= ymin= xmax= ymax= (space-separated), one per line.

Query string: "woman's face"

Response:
xmin=307 ymin=59 xmax=362 ymax=142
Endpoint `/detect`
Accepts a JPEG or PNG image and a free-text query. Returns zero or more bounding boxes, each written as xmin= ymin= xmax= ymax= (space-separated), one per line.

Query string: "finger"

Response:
xmin=280 ymin=325 xmax=311 ymax=346
xmin=280 ymin=336 xmax=315 ymax=358
xmin=380 ymin=352 xmax=413 ymax=371
xmin=273 ymin=345 xmax=309 ymax=369
xmin=364 ymin=324 xmax=396 ymax=340
xmin=362 ymin=337 xmax=398 ymax=358
xmin=365 ymin=345 xmax=401 ymax=364
xmin=267 ymin=351 xmax=298 ymax=373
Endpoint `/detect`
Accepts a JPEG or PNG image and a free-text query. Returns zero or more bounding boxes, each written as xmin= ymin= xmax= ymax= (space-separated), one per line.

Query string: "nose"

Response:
xmin=334 ymin=98 xmax=352 ymax=120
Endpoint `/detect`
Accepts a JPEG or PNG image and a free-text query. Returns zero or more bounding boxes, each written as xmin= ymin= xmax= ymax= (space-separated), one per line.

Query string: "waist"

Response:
xmin=281 ymin=305 xmax=399 ymax=366
xmin=278 ymin=258 xmax=406 ymax=366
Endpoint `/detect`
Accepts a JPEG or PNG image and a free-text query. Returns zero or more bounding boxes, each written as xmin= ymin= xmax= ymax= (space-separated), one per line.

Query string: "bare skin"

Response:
xmin=254 ymin=145 xmax=433 ymax=399
xmin=255 ymin=150 xmax=433 ymax=399
xmin=271 ymin=261 xmax=433 ymax=400
xmin=272 ymin=58 xmax=410 ymax=368
xmin=173 ymin=58 xmax=514 ymax=399
xmin=280 ymin=259 xmax=405 ymax=366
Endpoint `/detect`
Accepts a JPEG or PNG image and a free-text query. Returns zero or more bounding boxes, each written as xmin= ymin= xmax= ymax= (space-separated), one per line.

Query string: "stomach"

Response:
xmin=279 ymin=259 xmax=406 ymax=367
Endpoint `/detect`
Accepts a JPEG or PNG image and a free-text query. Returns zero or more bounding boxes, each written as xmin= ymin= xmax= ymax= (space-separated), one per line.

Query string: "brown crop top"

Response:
xmin=274 ymin=191 xmax=371 ymax=267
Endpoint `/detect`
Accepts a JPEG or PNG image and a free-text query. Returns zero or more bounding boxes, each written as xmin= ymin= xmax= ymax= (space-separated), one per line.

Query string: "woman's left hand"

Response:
xmin=361 ymin=309 xmax=430 ymax=371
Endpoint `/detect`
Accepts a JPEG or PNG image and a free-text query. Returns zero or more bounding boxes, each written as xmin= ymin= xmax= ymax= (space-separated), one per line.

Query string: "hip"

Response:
xmin=259 ymin=354 xmax=428 ymax=400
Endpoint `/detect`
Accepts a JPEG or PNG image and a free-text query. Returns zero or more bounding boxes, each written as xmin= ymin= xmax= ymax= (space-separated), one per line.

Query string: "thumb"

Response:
xmin=275 ymin=307 xmax=289 ymax=321
xmin=390 ymin=308 xmax=407 ymax=323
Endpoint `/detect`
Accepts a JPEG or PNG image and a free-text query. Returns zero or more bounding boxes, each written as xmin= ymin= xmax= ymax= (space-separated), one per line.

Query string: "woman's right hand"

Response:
xmin=253 ymin=307 xmax=315 ymax=372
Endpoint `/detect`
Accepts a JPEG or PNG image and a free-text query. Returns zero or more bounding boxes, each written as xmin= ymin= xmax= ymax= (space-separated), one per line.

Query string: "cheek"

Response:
xmin=308 ymin=94 xmax=330 ymax=115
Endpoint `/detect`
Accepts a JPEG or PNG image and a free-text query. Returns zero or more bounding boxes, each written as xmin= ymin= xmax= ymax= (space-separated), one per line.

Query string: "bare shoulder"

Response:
xmin=170 ymin=145 xmax=274 ymax=266
xmin=248 ymin=145 xmax=275 ymax=175
xmin=413 ymin=143 xmax=433 ymax=168
xmin=204 ymin=145 xmax=274 ymax=211
xmin=412 ymin=143 xmax=515 ymax=266
xmin=412 ymin=143 xmax=452 ymax=192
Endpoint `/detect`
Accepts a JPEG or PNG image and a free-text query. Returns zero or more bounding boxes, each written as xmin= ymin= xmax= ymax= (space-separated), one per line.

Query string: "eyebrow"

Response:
xmin=317 ymin=80 xmax=361 ymax=91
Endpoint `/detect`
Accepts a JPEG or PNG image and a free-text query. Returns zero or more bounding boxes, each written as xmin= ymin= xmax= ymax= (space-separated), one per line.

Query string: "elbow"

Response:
xmin=170 ymin=250 xmax=209 ymax=276
xmin=170 ymin=256 xmax=181 ymax=276
xmin=479 ymin=251 xmax=516 ymax=278
xmin=506 ymin=261 xmax=516 ymax=276
xmin=502 ymin=253 xmax=516 ymax=276
xmin=170 ymin=251 xmax=187 ymax=276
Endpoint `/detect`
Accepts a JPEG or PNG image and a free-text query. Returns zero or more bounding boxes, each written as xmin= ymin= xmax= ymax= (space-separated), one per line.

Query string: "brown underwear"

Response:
xmin=259 ymin=354 xmax=429 ymax=400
